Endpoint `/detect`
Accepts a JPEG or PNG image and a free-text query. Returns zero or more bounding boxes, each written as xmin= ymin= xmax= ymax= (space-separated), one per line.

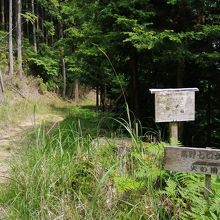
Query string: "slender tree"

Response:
xmin=8 ymin=0 xmax=14 ymax=78
xmin=31 ymin=0 xmax=37 ymax=52
xmin=17 ymin=0 xmax=23 ymax=77
xmin=62 ymin=58 xmax=66 ymax=97
xmin=0 ymin=70 xmax=4 ymax=103
xmin=1 ymin=0 xmax=5 ymax=29
xmin=74 ymin=79 xmax=79 ymax=103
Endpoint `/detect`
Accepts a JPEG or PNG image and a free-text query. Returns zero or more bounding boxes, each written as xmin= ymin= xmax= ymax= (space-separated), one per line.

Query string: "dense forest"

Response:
xmin=0 ymin=0 xmax=220 ymax=146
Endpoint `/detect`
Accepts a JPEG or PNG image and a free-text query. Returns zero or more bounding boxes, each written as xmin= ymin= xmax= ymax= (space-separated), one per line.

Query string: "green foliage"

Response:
xmin=44 ymin=21 xmax=56 ymax=36
xmin=114 ymin=176 xmax=144 ymax=193
xmin=167 ymin=0 xmax=178 ymax=5
xmin=29 ymin=57 xmax=58 ymax=76
xmin=0 ymin=30 xmax=8 ymax=70
xmin=21 ymin=12 xmax=38 ymax=24
xmin=36 ymin=76 xmax=47 ymax=94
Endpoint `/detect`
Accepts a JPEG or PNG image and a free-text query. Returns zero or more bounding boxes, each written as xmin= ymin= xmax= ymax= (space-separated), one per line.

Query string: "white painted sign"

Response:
xmin=164 ymin=146 xmax=220 ymax=175
xmin=150 ymin=88 xmax=199 ymax=122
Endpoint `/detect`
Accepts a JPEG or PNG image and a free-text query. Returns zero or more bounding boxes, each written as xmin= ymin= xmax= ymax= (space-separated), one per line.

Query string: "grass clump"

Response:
xmin=1 ymin=106 xmax=220 ymax=219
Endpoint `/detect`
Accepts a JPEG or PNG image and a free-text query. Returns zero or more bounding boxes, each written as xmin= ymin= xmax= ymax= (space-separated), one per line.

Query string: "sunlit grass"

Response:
xmin=1 ymin=106 xmax=220 ymax=219
xmin=0 ymin=89 xmax=73 ymax=129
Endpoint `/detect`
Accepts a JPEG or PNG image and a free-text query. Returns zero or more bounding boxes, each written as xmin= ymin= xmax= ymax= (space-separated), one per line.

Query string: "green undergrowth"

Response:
xmin=1 ymin=106 xmax=220 ymax=219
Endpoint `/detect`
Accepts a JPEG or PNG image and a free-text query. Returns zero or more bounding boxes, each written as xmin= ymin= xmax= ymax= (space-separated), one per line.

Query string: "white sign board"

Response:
xmin=150 ymin=88 xmax=199 ymax=122
xmin=164 ymin=146 xmax=220 ymax=175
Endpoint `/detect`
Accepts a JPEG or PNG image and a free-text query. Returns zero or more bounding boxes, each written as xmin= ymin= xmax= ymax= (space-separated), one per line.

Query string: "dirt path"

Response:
xmin=0 ymin=113 xmax=65 ymax=218
xmin=0 ymin=113 xmax=64 ymax=184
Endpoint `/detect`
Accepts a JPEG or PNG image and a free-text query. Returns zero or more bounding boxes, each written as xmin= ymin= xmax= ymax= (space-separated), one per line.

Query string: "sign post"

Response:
xmin=150 ymin=88 xmax=199 ymax=142
xmin=164 ymin=146 xmax=220 ymax=196
xmin=149 ymin=88 xmax=215 ymax=196
xmin=169 ymin=122 xmax=178 ymax=141
xmin=205 ymin=174 xmax=211 ymax=197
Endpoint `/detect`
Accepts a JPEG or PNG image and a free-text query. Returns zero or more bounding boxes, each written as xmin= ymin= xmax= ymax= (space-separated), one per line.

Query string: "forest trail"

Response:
xmin=0 ymin=113 xmax=64 ymax=184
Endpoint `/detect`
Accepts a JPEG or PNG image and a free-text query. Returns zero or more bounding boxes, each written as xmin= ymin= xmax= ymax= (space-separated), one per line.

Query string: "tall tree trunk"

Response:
xmin=176 ymin=60 xmax=185 ymax=141
xmin=43 ymin=8 xmax=48 ymax=44
xmin=36 ymin=1 xmax=39 ymax=33
xmin=74 ymin=79 xmax=79 ymax=103
xmin=207 ymin=79 xmax=211 ymax=145
xmin=96 ymin=85 xmax=99 ymax=110
xmin=58 ymin=0 xmax=63 ymax=38
xmin=62 ymin=58 xmax=66 ymax=97
xmin=39 ymin=6 xmax=44 ymax=42
xmin=59 ymin=20 xmax=64 ymax=39
xmin=31 ymin=0 xmax=37 ymax=53
xmin=8 ymin=0 xmax=14 ymax=78
xmin=17 ymin=0 xmax=23 ymax=77
xmin=1 ymin=0 xmax=5 ymax=29
xmin=131 ymin=57 xmax=139 ymax=119
xmin=59 ymin=1 xmax=66 ymax=98
xmin=0 ymin=70 xmax=4 ymax=103
xmin=177 ymin=60 xmax=184 ymax=88
xmin=25 ymin=0 xmax=29 ymax=38
xmin=100 ymin=87 xmax=105 ymax=111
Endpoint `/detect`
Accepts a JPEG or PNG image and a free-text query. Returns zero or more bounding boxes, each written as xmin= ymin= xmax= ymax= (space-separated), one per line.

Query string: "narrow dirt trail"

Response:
xmin=0 ymin=113 xmax=64 ymax=184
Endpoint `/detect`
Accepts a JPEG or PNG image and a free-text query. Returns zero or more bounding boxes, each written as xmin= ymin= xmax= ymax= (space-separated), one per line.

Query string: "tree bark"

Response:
xmin=131 ymin=56 xmax=139 ymax=119
xmin=176 ymin=60 xmax=185 ymax=141
xmin=100 ymin=87 xmax=105 ymax=111
xmin=8 ymin=0 xmax=14 ymax=78
xmin=36 ymin=1 xmax=39 ymax=33
xmin=74 ymin=79 xmax=79 ymax=103
xmin=58 ymin=0 xmax=63 ymax=38
xmin=17 ymin=0 xmax=23 ymax=77
xmin=25 ymin=0 xmax=30 ymax=37
xmin=1 ymin=0 xmax=5 ymax=29
xmin=31 ymin=0 xmax=37 ymax=53
xmin=62 ymin=58 xmax=66 ymax=97
xmin=0 ymin=70 xmax=4 ymax=103
xmin=96 ymin=85 xmax=99 ymax=110
xmin=177 ymin=60 xmax=184 ymax=88
xmin=207 ymin=79 xmax=211 ymax=145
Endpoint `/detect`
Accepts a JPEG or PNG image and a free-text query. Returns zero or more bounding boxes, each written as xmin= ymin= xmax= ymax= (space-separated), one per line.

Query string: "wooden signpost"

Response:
xmin=164 ymin=146 xmax=220 ymax=196
xmin=149 ymin=88 xmax=216 ymax=196
xmin=164 ymin=146 xmax=220 ymax=176
xmin=149 ymin=88 xmax=199 ymax=140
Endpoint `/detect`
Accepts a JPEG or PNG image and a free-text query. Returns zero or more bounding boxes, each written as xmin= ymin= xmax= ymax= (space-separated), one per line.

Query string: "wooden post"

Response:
xmin=205 ymin=147 xmax=212 ymax=198
xmin=204 ymin=174 xmax=211 ymax=198
xmin=169 ymin=122 xmax=178 ymax=142
xmin=74 ymin=79 xmax=79 ymax=103
xmin=164 ymin=146 xmax=217 ymax=199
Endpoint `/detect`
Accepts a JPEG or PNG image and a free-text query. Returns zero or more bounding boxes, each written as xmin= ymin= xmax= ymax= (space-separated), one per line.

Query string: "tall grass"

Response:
xmin=1 ymin=106 xmax=220 ymax=219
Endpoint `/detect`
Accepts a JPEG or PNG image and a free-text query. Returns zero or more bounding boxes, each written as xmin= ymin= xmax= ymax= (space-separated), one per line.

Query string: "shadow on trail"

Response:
xmin=49 ymin=103 xmax=73 ymax=115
